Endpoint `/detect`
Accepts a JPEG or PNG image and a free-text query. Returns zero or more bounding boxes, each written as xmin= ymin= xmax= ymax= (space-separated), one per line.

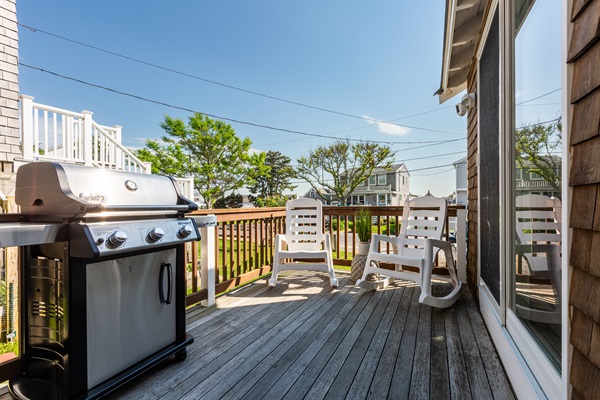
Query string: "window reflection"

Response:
xmin=512 ymin=0 xmax=561 ymax=372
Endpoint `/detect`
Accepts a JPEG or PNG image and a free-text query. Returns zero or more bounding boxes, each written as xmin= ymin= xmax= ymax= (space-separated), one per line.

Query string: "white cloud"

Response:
xmin=362 ymin=115 xmax=410 ymax=136
xmin=249 ymin=148 xmax=265 ymax=155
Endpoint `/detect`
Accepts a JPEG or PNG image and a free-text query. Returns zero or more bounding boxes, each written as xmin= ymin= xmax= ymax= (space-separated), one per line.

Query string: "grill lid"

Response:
xmin=16 ymin=162 xmax=197 ymax=217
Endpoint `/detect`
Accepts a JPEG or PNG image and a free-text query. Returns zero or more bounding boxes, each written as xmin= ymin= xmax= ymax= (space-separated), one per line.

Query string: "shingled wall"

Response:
xmin=567 ymin=0 xmax=600 ymax=398
xmin=0 ymin=0 xmax=19 ymax=173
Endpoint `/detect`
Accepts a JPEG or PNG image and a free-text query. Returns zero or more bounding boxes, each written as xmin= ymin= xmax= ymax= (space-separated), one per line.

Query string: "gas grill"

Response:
xmin=8 ymin=162 xmax=200 ymax=400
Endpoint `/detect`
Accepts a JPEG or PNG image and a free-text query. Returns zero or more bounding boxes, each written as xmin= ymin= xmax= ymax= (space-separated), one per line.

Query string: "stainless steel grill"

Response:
xmin=9 ymin=162 xmax=200 ymax=400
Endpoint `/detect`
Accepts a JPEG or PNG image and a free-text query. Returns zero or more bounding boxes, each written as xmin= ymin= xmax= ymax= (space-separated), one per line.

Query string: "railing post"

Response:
xmin=197 ymin=215 xmax=217 ymax=307
xmin=456 ymin=208 xmax=467 ymax=283
xmin=20 ymin=95 xmax=34 ymax=161
xmin=143 ymin=161 xmax=152 ymax=174
xmin=82 ymin=110 xmax=94 ymax=166
xmin=114 ymin=125 xmax=123 ymax=168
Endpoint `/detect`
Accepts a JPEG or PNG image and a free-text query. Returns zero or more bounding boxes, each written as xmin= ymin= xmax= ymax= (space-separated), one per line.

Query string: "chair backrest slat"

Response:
xmin=285 ymin=198 xmax=325 ymax=251
xmin=515 ymin=194 xmax=561 ymax=276
xmin=398 ymin=196 xmax=447 ymax=257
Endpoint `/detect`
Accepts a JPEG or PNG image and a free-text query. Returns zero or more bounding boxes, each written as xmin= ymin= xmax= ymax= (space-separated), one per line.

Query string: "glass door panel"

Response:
xmin=511 ymin=0 xmax=562 ymax=373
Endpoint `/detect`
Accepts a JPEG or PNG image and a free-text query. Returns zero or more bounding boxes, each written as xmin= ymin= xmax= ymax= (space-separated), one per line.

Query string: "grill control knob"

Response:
xmin=178 ymin=225 xmax=194 ymax=239
xmin=147 ymin=227 xmax=165 ymax=243
xmin=107 ymin=230 xmax=128 ymax=248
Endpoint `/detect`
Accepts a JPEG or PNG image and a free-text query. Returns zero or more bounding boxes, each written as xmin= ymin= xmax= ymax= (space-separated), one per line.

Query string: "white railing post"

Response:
xmin=82 ymin=110 xmax=94 ymax=166
xmin=20 ymin=95 xmax=34 ymax=161
xmin=143 ymin=161 xmax=152 ymax=174
xmin=114 ymin=125 xmax=123 ymax=168
xmin=197 ymin=215 xmax=217 ymax=307
xmin=456 ymin=208 xmax=467 ymax=283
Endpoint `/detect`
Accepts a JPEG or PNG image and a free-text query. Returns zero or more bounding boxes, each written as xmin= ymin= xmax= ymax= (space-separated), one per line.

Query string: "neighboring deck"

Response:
xmin=108 ymin=271 xmax=514 ymax=400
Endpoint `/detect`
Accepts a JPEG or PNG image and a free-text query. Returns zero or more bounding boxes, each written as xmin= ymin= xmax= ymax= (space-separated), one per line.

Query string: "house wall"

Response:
xmin=0 ymin=0 xmax=19 ymax=174
xmin=566 ymin=0 xmax=600 ymax=398
xmin=467 ymin=69 xmax=479 ymax=293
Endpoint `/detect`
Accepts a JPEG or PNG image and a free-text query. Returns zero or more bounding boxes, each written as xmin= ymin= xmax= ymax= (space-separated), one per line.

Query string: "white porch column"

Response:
xmin=197 ymin=215 xmax=217 ymax=307
xmin=456 ymin=208 xmax=467 ymax=283
xmin=82 ymin=110 xmax=93 ymax=166
xmin=20 ymin=95 xmax=34 ymax=161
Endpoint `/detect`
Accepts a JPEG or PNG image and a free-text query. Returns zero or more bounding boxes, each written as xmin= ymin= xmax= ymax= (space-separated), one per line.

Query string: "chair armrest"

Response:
xmin=371 ymin=234 xmax=400 ymax=246
xmin=275 ymin=233 xmax=289 ymax=249
xmin=426 ymin=238 xmax=455 ymax=269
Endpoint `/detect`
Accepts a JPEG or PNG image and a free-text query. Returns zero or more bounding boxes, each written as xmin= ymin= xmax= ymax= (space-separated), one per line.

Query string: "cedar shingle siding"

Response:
xmin=0 ymin=0 xmax=19 ymax=171
xmin=568 ymin=0 xmax=600 ymax=397
xmin=467 ymin=69 xmax=478 ymax=293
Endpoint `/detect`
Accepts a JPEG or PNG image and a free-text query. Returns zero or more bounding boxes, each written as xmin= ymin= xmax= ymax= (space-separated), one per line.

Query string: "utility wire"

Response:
xmin=21 ymin=63 xmax=467 ymax=146
xmin=19 ymin=22 xmax=454 ymax=134
xmin=516 ymin=88 xmax=560 ymax=105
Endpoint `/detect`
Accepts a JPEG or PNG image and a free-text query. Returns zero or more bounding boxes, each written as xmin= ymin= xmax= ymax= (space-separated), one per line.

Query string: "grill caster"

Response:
xmin=175 ymin=348 xmax=187 ymax=362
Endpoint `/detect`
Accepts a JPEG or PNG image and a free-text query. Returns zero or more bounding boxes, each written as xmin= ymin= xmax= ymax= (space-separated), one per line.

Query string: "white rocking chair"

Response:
xmin=356 ymin=196 xmax=462 ymax=308
xmin=269 ymin=198 xmax=338 ymax=287
xmin=514 ymin=194 xmax=561 ymax=324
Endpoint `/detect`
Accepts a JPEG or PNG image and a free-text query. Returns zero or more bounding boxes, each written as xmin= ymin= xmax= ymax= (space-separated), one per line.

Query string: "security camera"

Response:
xmin=460 ymin=92 xmax=476 ymax=108
xmin=455 ymin=103 xmax=467 ymax=117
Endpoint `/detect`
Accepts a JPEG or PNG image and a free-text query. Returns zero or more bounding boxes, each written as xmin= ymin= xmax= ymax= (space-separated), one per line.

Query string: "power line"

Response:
xmin=21 ymin=63 xmax=467 ymax=146
xmin=516 ymin=88 xmax=560 ymax=105
xmin=412 ymin=168 xmax=455 ymax=176
xmin=19 ymin=22 xmax=454 ymax=134
xmin=398 ymin=150 xmax=465 ymax=163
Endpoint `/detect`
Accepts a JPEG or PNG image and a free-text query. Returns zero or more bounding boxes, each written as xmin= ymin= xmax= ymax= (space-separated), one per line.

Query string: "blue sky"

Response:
xmin=16 ymin=0 xmax=469 ymax=197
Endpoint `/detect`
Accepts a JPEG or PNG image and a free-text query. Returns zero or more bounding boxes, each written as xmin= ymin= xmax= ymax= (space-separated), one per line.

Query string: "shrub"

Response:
xmin=355 ymin=208 xmax=372 ymax=243
xmin=331 ymin=218 xmax=345 ymax=231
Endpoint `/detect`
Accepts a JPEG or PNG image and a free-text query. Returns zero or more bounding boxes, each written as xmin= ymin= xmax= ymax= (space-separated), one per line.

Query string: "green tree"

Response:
xmin=247 ymin=150 xmax=296 ymax=207
xmin=296 ymin=139 xmax=393 ymax=205
xmin=515 ymin=118 xmax=561 ymax=191
xmin=136 ymin=113 xmax=266 ymax=209
xmin=214 ymin=192 xmax=244 ymax=209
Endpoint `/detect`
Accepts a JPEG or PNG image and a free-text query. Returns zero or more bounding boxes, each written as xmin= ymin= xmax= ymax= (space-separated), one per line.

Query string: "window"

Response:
xmin=369 ymin=176 xmax=376 ymax=185
xmin=529 ymin=171 xmax=544 ymax=180
xmin=377 ymin=174 xmax=386 ymax=185
xmin=515 ymin=168 xmax=523 ymax=180
xmin=377 ymin=194 xmax=386 ymax=205
xmin=358 ymin=179 xmax=365 ymax=186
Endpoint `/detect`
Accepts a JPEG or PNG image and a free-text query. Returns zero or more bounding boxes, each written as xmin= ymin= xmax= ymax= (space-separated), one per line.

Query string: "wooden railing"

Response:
xmin=185 ymin=207 xmax=286 ymax=306
xmin=185 ymin=204 xmax=467 ymax=307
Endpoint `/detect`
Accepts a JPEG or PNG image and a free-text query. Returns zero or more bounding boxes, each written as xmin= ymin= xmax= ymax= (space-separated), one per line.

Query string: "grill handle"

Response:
xmin=159 ymin=262 xmax=173 ymax=305
xmin=102 ymin=205 xmax=193 ymax=212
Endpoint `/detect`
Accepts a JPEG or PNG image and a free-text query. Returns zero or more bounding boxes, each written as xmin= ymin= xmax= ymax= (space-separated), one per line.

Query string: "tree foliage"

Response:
xmin=135 ymin=113 xmax=266 ymax=209
xmin=515 ymin=118 xmax=561 ymax=191
xmin=296 ymin=139 xmax=393 ymax=205
xmin=247 ymin=150 xmax=296 ymax=207
xmin=214 ymin=192 xmax=244 ymax=209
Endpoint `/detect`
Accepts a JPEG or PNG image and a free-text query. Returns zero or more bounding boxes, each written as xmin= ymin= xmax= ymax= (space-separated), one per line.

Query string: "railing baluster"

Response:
xmin=214 ymin=224 xmax=220 ymax=284
xmin=229 ymin=221 xmax=235 ymax=279
xmin=236 ymin=221 xmax=241 ymax=277
xmin=242 ymin=220 xmax=248 ymax=273
xmin=344 ymin=215 xmax=348 ymax=260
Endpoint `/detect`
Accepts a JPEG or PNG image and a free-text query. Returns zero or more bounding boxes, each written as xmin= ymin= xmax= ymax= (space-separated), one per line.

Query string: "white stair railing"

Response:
xmin=20 ymin=95 xmax=151 ymax=173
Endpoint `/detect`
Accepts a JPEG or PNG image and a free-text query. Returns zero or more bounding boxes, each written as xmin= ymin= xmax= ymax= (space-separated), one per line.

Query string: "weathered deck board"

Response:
xmin=103 ymin=271 xmax=514 ymax=400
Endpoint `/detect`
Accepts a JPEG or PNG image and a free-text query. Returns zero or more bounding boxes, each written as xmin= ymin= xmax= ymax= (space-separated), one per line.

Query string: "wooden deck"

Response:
xmin=105 ymin=271 xmax=514 ymax=399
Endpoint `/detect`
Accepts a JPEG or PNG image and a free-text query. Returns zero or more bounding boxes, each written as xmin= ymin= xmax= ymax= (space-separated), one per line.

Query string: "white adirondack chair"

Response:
xmin=514 ymin=194 xmax=561 ymax=324
xmin=356 ymin=196 xmax=462 ymax=308
xmin=269 ymin=198 xmax=338 ymax=287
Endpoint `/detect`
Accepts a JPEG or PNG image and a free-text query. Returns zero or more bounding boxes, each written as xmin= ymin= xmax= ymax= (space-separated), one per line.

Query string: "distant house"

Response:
xmin=453 ymin=157 xmax=467 ymax=205
xmin=341 ymin=163 xmax=410 ymax=206
xmin=302 ymin=187 xmax=333 ymax=204
xmin=515 ymin=157 xmax=561 ymax=198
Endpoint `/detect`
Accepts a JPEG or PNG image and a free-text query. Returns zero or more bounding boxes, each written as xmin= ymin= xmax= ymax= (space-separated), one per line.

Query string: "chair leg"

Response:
xmin=269 ymin=253 xmax=280 ymax=287
xmin=327 ymin=252 xmax=338 ymax=287
xmin=355 ymin=254 xmax=374 ymax=287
